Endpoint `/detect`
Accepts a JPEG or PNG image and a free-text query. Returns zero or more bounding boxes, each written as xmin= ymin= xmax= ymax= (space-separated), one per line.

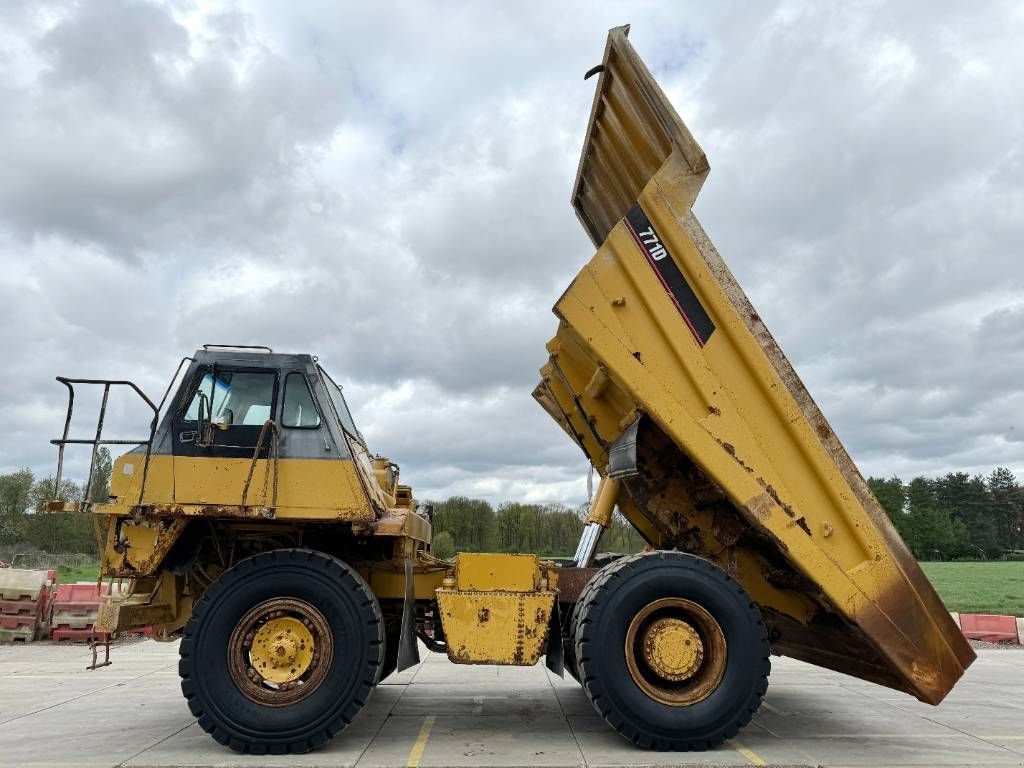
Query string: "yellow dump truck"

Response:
xmin=45 ymin=25 xmax=972 ymax=755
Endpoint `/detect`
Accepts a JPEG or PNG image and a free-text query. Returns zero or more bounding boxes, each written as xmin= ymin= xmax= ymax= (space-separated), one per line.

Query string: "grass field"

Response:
xmin=50 ymin=560 xmax=1024 ymax=616
xmin=56 ymin=563 xmax=100 ymax=583
xmin=920 ymin=561 xmax=1024 ymax=616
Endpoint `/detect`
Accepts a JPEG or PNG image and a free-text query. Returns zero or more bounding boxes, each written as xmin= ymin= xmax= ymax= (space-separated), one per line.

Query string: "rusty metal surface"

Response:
xmin=554 ymin=566 xmax=598 ymax=604
xmin=436 ymin=589 xmax=556 ymax=666
xmin=681 ymin=210 xmax=978 ymax=689
xmin=624 ymin=597 xmax=726 ymax=706
xmin=434 ymin=553 xmax=557 ymax=666
xmin=95 ymin=572 xmax=185 ymax=634
xmin=535 ymin=25 xmax=974 ymax=705
xmin=102 ymin=517 xmax=189 ymax=577
xmin=228 ymin=597 xmax=332 ymax=707
xmin=454 ymin=553 xmax=540 ymax=592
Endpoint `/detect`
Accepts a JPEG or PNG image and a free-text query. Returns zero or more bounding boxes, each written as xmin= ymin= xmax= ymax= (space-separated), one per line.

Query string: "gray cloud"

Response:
xmin=1 ymin=0 xmax=1021 ymax=504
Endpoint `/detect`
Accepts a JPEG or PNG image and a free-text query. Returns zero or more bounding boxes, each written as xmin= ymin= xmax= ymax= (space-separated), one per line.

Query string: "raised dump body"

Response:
xmin=535 ymin=25 xmax=974 ymax=705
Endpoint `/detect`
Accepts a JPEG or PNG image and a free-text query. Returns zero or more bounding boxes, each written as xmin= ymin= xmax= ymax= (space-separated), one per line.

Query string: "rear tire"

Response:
xmin=575 ymin=551 xmax=769 ymax=750
xmin=179 ymin=548 xmax=383 ymax=754
xmin=562 ymin=570 xmax=602 ymax=684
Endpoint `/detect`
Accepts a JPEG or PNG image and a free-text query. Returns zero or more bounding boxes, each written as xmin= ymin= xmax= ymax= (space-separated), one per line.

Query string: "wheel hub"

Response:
xmin=625 ymin=597 xmax=728 ymax=707
xmin=228 ymin=597 xmax=333 ymax=707
xmin=250 ymin=616 xmax=315 ymax=684
xmin=642 ymin=617 xmax=704 ymax=681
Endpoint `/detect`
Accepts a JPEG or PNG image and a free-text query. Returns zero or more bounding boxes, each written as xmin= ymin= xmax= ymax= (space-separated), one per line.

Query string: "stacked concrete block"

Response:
xmin=0 ymin=568 xmax=52 ymax=643
xmin=50 ymin=582 xmax=110 ymax=643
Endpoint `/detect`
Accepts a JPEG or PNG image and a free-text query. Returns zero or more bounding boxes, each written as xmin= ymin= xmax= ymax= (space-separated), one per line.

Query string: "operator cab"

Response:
xmin=56 ymin=344 xmax=412 ymax=519
xmin=167 ymin=346 xmax=360 ymax=463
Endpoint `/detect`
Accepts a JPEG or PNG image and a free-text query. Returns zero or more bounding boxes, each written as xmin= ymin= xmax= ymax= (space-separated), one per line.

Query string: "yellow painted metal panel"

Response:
xmin=536 ymin=26 xmax=973 ymax=705
xmin=105 ymin=453 xmax=373 ymax=521
xmin=572 ymin=25 xmax=707 ymax=247
xmin=455 ymin=553 xmax=539 ymax=592
xmin=436 ymin=589 xmax=555 ymax=665
xmin=360 ymin=563 xmax=448 ymax=601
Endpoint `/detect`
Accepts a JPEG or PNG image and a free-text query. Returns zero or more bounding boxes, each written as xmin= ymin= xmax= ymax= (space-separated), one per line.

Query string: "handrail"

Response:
xmin=50 ymin=377 xmax=158 ymax=511
xmin=49 ymin=357 xmax=195 ymax=510
xmin=202 ymin=344 xmax=273 ymax=353
xmin=240 ymin=420 xmax=280 ymax=511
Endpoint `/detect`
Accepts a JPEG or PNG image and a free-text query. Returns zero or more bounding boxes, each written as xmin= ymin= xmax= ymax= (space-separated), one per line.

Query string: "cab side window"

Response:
xmin=282 ymin=373 xmax=321 ymax=428
xmin=184 ymin=371 xmax=275 ymax=426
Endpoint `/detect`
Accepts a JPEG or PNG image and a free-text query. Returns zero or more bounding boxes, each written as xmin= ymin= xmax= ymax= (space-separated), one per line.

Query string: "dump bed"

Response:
xmin=535 ymin=26 xmax=974 ymax=704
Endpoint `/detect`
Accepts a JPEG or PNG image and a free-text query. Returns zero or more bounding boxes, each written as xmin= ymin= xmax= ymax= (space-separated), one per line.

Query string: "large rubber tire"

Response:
xmin=562 ymin=615 xmax=581 ymax=683
xmin=575 ymin=551 xmax=769 ymax=750
xmin=562 ymin=570 xmax=603 ymax=684
xmin=179 ymin=549 xmax=383 ymax=754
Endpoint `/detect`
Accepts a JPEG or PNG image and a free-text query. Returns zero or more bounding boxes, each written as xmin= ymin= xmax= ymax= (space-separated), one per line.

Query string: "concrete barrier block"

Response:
xmin=0 ymin=569 xmax=48 ymax=602
xmin=0 ymin=614 xmax=38 ymax=631
xmin=52 ymin=610 xmax=98 ymax=630
xmin=0 ymin=625 xmax=35 ymax=643
xmin=51 ymin=627 xmax=107 ymax=643
xmin=1016 ymin=616 xmax=1024 ymax=644
xmin=0 ymin=598 xmax=42 ymax=617
xmin=52 ymin=583 xmax=106 ymax=608
xmin=960 ymin=613 xmax=1018 ymax=643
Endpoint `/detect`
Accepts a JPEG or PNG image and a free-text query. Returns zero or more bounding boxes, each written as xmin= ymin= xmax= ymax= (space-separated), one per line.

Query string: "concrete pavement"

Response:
xmin=0 ymin=639 xmax=1022 ymax=767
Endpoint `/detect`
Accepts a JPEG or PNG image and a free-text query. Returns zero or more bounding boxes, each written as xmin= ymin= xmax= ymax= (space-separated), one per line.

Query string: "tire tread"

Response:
xmin=574 ymin=550 xmax=770 ymax=751
xmin=179 ymin=548 xmax=382 ymax=755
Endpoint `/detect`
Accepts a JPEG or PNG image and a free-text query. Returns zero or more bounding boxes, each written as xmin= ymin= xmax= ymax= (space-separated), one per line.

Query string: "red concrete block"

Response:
xmin=0 ymin=614 xmax=38 ymax=630
xmin=0 ymin=599 xmax=40 ymax=617
xmin=959 ymin=613 xmax=1019 ymax=643
xmin=51 ymin=627 xmax=108 ymax=643
xmin=51 ymin=583 xmax=108 ymax=616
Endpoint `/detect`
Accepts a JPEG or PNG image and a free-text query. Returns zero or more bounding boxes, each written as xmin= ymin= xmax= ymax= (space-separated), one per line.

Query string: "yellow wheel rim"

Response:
xmin=625 ymin=597 xmax=727 ymax=706
xmin=249 ymin=616 xmax=316 ymax=684
xmin=228 ymin=597 xmax=333 ymax=707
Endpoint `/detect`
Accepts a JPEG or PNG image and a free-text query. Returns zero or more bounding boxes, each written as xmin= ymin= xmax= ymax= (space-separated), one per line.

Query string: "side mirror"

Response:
xmin=197 ymin=391 xmax=213 ymax=447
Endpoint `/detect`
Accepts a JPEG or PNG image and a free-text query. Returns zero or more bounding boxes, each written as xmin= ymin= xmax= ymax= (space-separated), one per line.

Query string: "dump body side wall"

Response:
xmin=537 ymin=25 xmax=973 ymax=704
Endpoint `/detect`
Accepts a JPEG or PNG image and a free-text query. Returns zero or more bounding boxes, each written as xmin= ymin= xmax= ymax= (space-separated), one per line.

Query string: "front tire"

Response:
xmin=179 ymin=548 xmax=383 ymax=754
xmin=575 ymin=551 xmax=769 ymax=750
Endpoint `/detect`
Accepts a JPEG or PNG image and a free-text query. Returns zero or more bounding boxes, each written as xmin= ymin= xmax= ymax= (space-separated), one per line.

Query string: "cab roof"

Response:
xmin=192 ymin=346 xmax=316 ymax=369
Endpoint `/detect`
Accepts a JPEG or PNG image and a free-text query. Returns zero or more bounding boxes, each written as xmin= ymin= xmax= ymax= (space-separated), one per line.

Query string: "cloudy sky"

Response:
xmin=1 ymin=0 xmax=1021 ymax=505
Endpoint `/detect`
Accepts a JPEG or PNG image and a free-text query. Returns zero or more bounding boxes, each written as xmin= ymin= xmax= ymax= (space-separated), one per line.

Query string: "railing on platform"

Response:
xmin=46 ymin=357 xmax=193 ymax=512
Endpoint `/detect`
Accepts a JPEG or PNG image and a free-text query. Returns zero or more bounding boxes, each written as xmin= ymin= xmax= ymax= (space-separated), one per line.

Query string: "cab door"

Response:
xmin=172 ymin=366 xmax=278 ymax=504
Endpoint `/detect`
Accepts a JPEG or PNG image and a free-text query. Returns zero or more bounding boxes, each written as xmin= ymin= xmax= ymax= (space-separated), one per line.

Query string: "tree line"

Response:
xmin=428 ymin=496 xmax=646 ymax=560
xmin=430 ymin=467 xmax=1024 ymax=562
xmin=0 ymin=448 xmax=111 ymax=560
xmin=868 ymin=468 xmax=1023 ymax=561
xmin=2 ymin=455 xmax=1021 ymax=563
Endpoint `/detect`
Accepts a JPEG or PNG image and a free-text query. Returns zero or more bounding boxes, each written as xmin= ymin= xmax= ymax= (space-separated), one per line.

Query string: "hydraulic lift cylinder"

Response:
xmin=573 ymin=476 xmax=620 ymax=567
